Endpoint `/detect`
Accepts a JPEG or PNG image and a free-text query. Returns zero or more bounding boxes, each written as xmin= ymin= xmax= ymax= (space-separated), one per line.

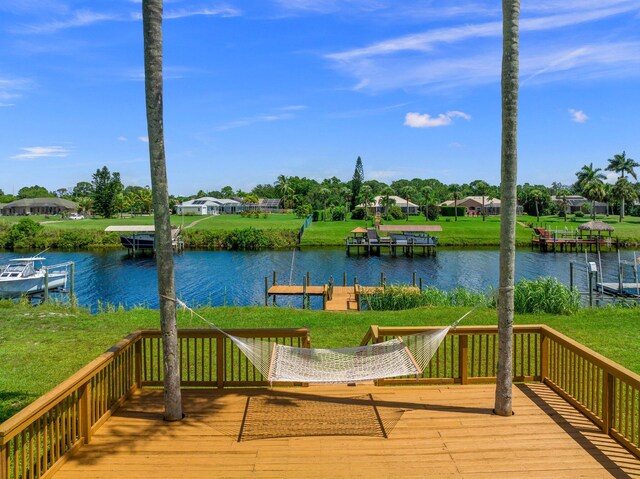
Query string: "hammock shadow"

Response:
xmin=237 ymin=392 xmax=406 ymax=442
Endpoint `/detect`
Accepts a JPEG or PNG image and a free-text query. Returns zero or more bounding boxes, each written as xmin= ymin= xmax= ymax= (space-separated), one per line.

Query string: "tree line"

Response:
xmin=1 ymin=153 xmax=638 ymax=220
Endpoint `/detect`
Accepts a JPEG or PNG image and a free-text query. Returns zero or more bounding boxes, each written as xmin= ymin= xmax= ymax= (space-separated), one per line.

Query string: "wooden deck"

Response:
xmin=53 ymin=383 xmax=640 ymax=479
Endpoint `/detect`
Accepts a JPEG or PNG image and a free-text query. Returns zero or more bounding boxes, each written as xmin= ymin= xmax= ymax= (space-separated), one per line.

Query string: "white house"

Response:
xmin=176 ymin=197 xmax=240 ymax=215
xmin=357 ymin=195 xmax=419 ymax=215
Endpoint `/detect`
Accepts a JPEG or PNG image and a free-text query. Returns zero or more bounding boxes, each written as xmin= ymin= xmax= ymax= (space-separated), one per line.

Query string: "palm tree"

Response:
xmin=421 ymin=186 xmax=433 ymax=221
xmin=612 ymin=178 xmax=638 ymax=223
xmin=275 ymin=175 xmax=294 ymax=209
xmin=318 ymin=187 xmax=331 ymax=221
xmin=359 ymin=185 xmax=373 ymax=222
xmin=606 ymin=151 xmax=638 ymax=220
xmin=576 ymin=163 xmax=606 ymax=191
xmin=583 ymin=179 xmax=606 ymax=219
xmin=401 ymin=185 xmax=417 ymax=221
xmin=471 ymin=180 xmax=490 ymax=221
xmin=495 ymin=0 xmax=520 ymax=418
xmin=557 ymin=188 xmax=569 ymax=222
xmin=380 ymin=186 xmax=395 ymax=216
xmin=341 ymin=187 xmax=351 ymax=221
xmin=142 ymin=0 xmax=182 ymax=421
xmin=528 ymin=188 xmax=544 ymax=222
xmin=449 ymin=184 xmax=461 ymax=222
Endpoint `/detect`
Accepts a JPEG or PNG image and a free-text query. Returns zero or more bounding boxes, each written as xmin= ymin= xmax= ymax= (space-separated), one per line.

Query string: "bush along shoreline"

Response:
xmin=0 ymin=218 xmax=300 ymax=250
xmin=360 ymin=278 xmax=583 ymax=315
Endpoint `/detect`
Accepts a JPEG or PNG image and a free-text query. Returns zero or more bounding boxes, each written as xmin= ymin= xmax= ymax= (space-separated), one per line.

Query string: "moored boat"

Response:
xmin=0 ymin=257 xmax=69 ymax=298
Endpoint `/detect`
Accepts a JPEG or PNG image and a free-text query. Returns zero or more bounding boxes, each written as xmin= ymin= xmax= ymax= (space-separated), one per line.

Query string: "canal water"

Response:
xmin=0 ymin=249 xmax=634 ymax=310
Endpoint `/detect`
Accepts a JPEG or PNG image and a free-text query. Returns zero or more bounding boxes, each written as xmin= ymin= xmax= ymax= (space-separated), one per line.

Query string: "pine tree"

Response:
xmin=351 ymin=156 xmax=364 ymax=209
xmin=91 ymin=166 xmax=123 ymax=218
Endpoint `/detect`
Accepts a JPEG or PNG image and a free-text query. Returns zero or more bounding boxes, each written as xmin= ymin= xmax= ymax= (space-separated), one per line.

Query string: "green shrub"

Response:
xmin=332 ymin=206 xmax=345 ymax=221
xmin=574 ymin=211 xmax=585 ymax=218
xmin=294 ymin=204 xmax=312 ymax=218
xmin=424 ymin=204 xmax=439 ymax=221
xmin=312 ymin=210 xmax=322 ymax=222
xmin=511 ymin=278 xmax=580 ymax=315
xmin=440 ymin=206 xmax=466 ymax=217
xmin=350 ymin=207 xmax=367 ymax=220
xmin=4 ymin=218 xmax=44 ymax=249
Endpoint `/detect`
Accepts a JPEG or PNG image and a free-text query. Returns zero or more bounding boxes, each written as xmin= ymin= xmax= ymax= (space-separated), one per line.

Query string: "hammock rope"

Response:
xmin=174 ymin=297 xmax=474 ymax=384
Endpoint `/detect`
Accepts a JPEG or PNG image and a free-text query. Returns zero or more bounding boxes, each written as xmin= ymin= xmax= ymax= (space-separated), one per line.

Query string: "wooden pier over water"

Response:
xmin=346 ymin=225 xmax=441 ymax=256
xmin=265 ymin=271 xmax=421 ymax=311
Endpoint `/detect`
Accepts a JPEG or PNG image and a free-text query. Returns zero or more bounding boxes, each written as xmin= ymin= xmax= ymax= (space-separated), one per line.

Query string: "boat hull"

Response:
xmin=120 ymin=234 xmax=155 ymax=250
xmin=0 ymin=273 xmax=67 ymax=298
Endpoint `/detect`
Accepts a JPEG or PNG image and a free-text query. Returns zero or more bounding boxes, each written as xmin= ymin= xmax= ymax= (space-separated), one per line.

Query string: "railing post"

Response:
xmin=540 ymin=332 xmax=549 ymax=381
xmin=264 ymin=276 xmax=268 ymax=306
xmin=79 ymin=381 xmax=92 ymax=445
xmin=1 ymin=440 xmax=8 ymax=479
xmin=216 ymin=336 xmax=224 ymax=389
xmin=602 ymin=371 xmax=615 ymax=435
xmin=135 ymin=338 xmax=142 ymax=389
xmin=459 ymin=335 xmax=469 ymax=384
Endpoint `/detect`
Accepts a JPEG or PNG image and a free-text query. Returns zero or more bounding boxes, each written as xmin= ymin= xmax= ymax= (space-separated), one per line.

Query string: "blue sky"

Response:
xmin=1 ymin=0 xmax=639 ymax=196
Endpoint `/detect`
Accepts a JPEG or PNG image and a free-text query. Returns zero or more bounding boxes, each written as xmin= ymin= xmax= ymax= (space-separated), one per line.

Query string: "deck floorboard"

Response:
xmin=53 ymin=383 xmax=640 ymax=478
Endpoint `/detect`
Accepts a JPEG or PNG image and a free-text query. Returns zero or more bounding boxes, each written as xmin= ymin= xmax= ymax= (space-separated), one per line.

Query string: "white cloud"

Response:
xmin=10 ymin=146 xmax=70 ymax=160
xmin=404 ymin=111 xmax=471 ymax=128
xmin=164 ymin=6 xmax=241 ymax=19
xmin=569 ymin=109 xmax=589 ymax=123
xmin=281 ymin=105 xmax=307 ymax=111
xmin=20 ymin=10 xmax=121 ymax=34
xmin=214 ymin=113 xmax=294 ymax=131
xmin=138 ymin=136 xmax=149 ymax=143
xmin=117 ymin=136 xmax=128 ymax=142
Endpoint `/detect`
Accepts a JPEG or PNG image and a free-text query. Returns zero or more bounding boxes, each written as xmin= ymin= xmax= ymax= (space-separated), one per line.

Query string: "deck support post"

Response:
xmin=69 ymin=262 xmax=75 ymax=303
xmin=588 ymin=272 xmax=594 ymax=307
xmin=602 ymin=371 xmax=615 ymax=435
xmin=216 ymin=336 xmax=225 ymax=388
xmin=79 ymin=381 xmax=92 ymax=445
xmin=412 ymin=271 xmax=416 ymax=287
xmin=569 ymin=262 xmax=574 ymax=290
xmin=0 ymin=440 xmax=8 ymax=479
xmin=540 ymin=333 xmax=549 ymax=381
xmin=459 ymin=335 xmax=468 ymax=384
xmin=264 ymin=276 xmax=268 ymax=306
xmin=135 ymin=339 xmax=142 ymax=389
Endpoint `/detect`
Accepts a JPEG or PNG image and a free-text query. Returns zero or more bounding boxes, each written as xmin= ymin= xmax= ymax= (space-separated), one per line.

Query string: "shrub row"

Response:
xmin=181 ymin=227 xmax=299 ymax=250
xmin=360 ymin=277 xmax=582 ymax=315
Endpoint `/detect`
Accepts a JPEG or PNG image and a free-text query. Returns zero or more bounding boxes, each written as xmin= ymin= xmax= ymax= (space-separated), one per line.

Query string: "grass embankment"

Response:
xmin=301 ymin=214 xmax=640 ymax=247
xmin=1 ymin=302 xmax=639 ymax=423
xmin=1 ymin=213 xmax=639 ymax=249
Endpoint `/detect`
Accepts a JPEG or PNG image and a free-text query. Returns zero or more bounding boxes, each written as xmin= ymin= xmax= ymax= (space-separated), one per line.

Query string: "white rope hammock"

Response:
xmin=175 ymin=298 xmax=472 ymax=384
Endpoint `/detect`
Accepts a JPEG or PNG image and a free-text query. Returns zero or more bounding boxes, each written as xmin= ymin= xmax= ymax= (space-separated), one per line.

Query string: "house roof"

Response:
xmin=180 ymin=197 xmax=241 ymax=207
xmin=356 ymin=195 xmax=419 ymax=208
xmin=439 ymin=196 xmax=501 ymax=207
xmin=2 ymin=197 xmax=78 ymax=209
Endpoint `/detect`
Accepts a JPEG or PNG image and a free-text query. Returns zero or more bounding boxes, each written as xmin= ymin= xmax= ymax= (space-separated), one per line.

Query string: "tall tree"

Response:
xmin=528 ymin=188 xmax=544 ymax=222
xmin=470 ymin=180 xmax=490 ymax=221
xmin=421 ymin=185 xmax=433 ymax=221
xmin=612 ymin=178 xmax=638 ymax=222
xmin=351 ymin=156 xmax=364 ymax=210
xmin=606 ymin=151 xmax=638 ymax=221
xmin=583 ymin=179 xmax=606 ymax=219
xmin=341 ymin=187 xmax=351 ymax=221
xmin=448 ymin=184 xmax=461 ymax=222
xmin=91 ymin=166 xmax=123 ymax=218
xmin=359 ymin=184 xmax=373 ymax=221
xmin=17 ymin=185 xmax=53 ymax=199
xmin=495 ymin=0 xmax=520 ymax=417
xmin=557 ymin=188 xmax=570 ymax=222
xmin=318 ymin=187 xmax=331 ymax=221
xmin=400 ymin=185 xmax=417 ymax=221
xmin=380 ymin=186 xmax=395 ymax=215
xmin=576 ymin=163 xmax=606 ymax=191
xmin=142 ymin=0 xmax=182 ymax=421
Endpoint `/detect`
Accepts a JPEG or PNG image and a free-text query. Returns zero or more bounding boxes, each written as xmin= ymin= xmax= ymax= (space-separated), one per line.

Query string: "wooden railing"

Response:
xmin=362 ymin=324 xmax=640 ymax=459
xmin=0 ymin=333 xmax=139 ymax=479
xmin=0 ymin=328 xmax=310 ymax=479
xmin=2 ymin=324 xmax=638 ymax=479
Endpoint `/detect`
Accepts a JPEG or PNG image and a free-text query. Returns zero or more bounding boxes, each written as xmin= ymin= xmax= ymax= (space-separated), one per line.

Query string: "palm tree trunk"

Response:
xmin=142 ymin=0 xmax=182 ymax=421
xmin=495 ymin=0 xmax=520 ymax=417
xmin=454 ymin=197 xmax=458 ymax=222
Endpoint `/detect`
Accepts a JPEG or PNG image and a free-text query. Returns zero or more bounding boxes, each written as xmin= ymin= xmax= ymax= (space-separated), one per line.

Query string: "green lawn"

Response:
xmin=1 ymin=213 xmax=639 ymax=248
xmin=301 ymin=214 xmax=640 ymax=247
xmin=1 ymin=302 xmax=639 ymax=423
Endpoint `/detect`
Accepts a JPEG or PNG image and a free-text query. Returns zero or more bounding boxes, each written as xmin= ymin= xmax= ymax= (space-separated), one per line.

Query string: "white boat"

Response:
xmin=0 ymin=257 xmax=69 ymax=298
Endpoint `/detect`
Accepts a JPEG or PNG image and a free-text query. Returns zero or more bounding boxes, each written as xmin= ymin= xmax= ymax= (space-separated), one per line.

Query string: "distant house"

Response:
xmin=356 ymin=195 xmax=419 ymax=215
xmin=551 ymin=195 xmax=607 ymax=215
xmin=1 ymin=198 xmax=78 ymax=216
xmin=175 ymin=197 xmax=282 ymax=215
xmin=439 ymin=196 xmax=508 ymax=216
xmin=0 ymin=204 xmax=5 ymax=216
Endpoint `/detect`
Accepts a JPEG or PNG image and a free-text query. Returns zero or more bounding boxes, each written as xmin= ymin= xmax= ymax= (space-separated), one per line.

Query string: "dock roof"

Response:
xmin=378 ymin=224 xmax=442 ymax=232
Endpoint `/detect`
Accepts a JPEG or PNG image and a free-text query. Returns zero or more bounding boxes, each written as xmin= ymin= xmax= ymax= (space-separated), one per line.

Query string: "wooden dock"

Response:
xmin=531 ymin=229 xmax=618 ymax=253
xmin=265 ymin=272 xmax=422 ymax=312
